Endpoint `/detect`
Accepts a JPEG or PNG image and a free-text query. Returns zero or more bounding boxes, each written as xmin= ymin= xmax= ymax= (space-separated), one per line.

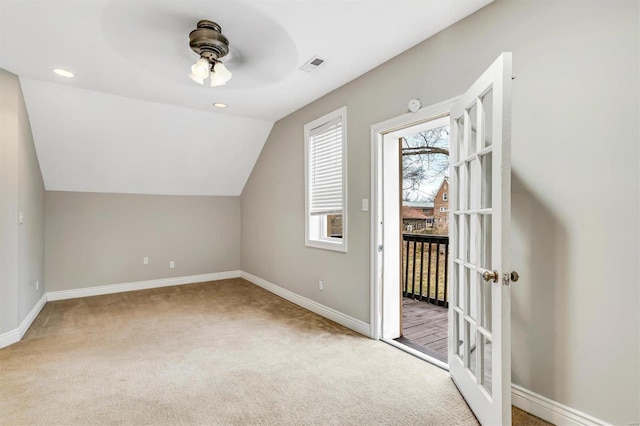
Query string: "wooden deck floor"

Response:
xmin=397 ymin=297 xmax=448 ymax=362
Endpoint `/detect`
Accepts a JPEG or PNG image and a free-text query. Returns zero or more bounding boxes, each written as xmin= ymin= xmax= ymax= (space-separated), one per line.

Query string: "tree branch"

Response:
xmin=402 ymin=147 xmax=450 ymax=156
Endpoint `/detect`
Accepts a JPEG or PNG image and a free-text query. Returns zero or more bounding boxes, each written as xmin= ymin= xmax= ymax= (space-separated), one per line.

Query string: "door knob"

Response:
xmin=482 ymin=270 xmax=499 ymax=283
xmin=510 ymin=271 xmax=519 ymax=282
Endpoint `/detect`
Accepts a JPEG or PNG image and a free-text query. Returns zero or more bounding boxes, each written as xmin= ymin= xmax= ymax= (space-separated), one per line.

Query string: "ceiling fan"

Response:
xmin=188 ymin=20 xmax=232 ymax=87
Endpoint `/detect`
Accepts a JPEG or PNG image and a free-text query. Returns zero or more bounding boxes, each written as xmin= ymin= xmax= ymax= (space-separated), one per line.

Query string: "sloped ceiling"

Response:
xmin=0 ymin=0 xmax=492 ymax=196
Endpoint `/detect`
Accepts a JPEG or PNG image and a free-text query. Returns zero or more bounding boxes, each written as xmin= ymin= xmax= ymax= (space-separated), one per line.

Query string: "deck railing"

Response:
xmin=402 ymin=234 xmax=449 ymax=308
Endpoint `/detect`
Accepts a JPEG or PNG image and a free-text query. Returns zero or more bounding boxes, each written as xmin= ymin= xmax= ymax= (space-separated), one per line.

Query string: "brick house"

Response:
xmin=433 ymin=178 xmax=449 ymax=233
xmin=403 ymin=201 xmax=434 ymax=218
xmin=401 ymin=206 xmax=430 ymax=233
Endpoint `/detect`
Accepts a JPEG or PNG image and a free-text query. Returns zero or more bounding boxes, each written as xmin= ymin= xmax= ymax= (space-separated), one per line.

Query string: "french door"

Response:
xmin=448 ymin=53 xmax=514 ymax=425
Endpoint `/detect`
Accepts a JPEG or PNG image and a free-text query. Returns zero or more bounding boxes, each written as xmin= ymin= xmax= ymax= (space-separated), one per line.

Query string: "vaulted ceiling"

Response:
xmin=0 ymin=0 xmax=492 ymax=195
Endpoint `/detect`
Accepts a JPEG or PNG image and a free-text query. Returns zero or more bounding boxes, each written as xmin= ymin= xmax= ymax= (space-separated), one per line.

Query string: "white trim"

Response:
xmin=18 ymin=293 xmax=47 ymax=338
xmin=511 ymin=384 xmax=611 ymax=426
xmin=46 ymin=271 xmax=242 ymax=301
xmin=370 ymin=96 xmax=459 ymax=341
xmin=0 ymin=292 xmax=47 ymax=349
xmin=382 ymin=338 xmax=448 ymax=370
xmin=240 ymin=271 xmax=370 ymax=337
xmin=0 ymin=329 xmax=20 ymax=348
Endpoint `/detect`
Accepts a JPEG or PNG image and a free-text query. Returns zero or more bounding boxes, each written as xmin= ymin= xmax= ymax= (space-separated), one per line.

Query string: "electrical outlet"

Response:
xmin=35 ymin=280 xmax=39 ymax=290
xmin=319 ymin=280 xmax=324 ymax=291
xmin=143 ymin=257 xmax=149 ymax=265
xmin=169 ymin=261 xmax=175 ymax=269
xmin=19 ymin=211 xmax=24 ymax=224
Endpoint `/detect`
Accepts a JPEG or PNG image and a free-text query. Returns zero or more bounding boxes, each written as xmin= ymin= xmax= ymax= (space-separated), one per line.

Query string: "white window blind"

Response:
xmin=308 ymin=116 xmax=343 ymax=216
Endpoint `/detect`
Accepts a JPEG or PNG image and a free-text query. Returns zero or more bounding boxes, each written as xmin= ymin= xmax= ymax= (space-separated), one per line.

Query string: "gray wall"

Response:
xmin=0 ymin=69 xmax=46 ymax=335
xmin=45 ymin=192 xmax=240 ymax=291
xmin=241 ymin=1 xmax=639 ymax=424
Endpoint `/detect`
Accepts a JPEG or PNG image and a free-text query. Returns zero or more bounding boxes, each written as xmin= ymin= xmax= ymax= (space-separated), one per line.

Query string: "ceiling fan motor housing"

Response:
xmin=189 ymin=20 xmax=229 ymax=61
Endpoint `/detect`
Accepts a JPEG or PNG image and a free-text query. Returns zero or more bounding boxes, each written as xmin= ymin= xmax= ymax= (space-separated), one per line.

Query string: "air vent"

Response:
xmin=300 ymin=56 xmax=325 ymax=73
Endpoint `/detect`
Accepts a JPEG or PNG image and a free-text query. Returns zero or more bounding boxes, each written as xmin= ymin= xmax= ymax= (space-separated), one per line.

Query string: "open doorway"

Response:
xmin=370 ymin=97 xmax=457 ymax=370
xmin=396 ymin=120 xmax=450 ymax=363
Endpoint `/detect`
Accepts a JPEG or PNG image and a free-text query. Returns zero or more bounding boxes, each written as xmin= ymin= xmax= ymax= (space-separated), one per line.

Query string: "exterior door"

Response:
xmin=448 ymin=53 xmax=513 ymax=425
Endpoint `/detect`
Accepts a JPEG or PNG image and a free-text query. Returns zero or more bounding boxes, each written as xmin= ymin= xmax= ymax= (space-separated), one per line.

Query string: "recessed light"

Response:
xmin=213 ymin=102 xmax=227 ymax=108
xmin=53 ymin=68 xmax=74 ymax=78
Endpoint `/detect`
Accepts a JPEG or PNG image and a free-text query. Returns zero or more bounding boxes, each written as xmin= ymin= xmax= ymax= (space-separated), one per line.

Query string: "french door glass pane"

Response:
xmin=456 ymin=264 xmax=464 ymax=309
xmin=453 ymin=214 xmax=460 ymax=259
xmin=469 ymin=267 xmax=477 ymax=320
xmin=480 ymin=214 xmax=492 ymax=270
xmin=481 ymin=334 xmax=493 ymax=395
xmin=464 ymin=214 xmax=471 ymax=262
xmin=464 ymin=267 xmax=471 ymax=313
xmin=480 ymin=274 xmax=493 ymax=333
xmin=454 ymin=165 xmax=462 ymax=212
xmin=457 ymin=215 xmax=464 ymax=260
xmin=457 ymin=116 xmax=465 ymax=162
xmin=455 ymin=310 xmax=464 ymax=361
xmin=465 ymin=162 xmax=472 ymax=211
xmin=469 ymin=214 xmax=477 ymax=265
xmin=468 ymin=321 xmax=477 ymax=377
xmin=481 ymin=152 xmax=493 ymax=209
xmin=468 ymin=102 xmax=478 ymax=156
xmin=482 ymin=90 xmax=493 ymax=148
xmin=469 ymin=158 xmax=479 ymax=210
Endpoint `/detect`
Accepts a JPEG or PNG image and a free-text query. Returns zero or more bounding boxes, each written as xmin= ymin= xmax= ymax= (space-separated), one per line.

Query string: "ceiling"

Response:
xmin=0 ymin=0 xmax=492 ymax=196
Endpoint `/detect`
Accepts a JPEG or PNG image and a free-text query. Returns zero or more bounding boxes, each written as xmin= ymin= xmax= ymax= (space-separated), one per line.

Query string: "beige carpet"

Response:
xmin=0 ymin=278 xmax=549 ymax=425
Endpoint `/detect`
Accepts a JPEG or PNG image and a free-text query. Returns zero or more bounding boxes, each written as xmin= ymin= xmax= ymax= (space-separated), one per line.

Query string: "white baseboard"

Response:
xmin=240 ymin=271 xmax=371 ymax=337
xmin=512 ymin=384 xmax=610 ymax=426
xmin=0 ymin=329 xmax=20 ymax=349
xmin=47 ymin=271 xmax=242 ymax=301
xmin=19 ymin=293 xmax=47 ymax=338
xmin=0 ymin=293 xmax=47 ymax=349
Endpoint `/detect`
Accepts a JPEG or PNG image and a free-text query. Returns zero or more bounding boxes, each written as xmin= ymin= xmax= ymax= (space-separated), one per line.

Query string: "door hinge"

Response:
xmin=378 ymin=244 xmax=383 ymax=252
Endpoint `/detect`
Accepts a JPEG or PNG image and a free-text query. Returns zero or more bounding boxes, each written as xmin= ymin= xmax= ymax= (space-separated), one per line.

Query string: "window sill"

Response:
xmin=305 ymin=239 xmax=347 ymax=253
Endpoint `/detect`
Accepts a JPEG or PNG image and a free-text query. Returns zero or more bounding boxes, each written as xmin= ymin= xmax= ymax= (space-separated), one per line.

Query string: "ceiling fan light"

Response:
xmin=189 ymin=72 xmax=205 ymax=85
xmin=191 ymin=58 xmax=211 ymax=79
xmin=213 ymin=62 xmax=232 ymax=84
xmin=210 ymin=72 xmax=227 ymax=87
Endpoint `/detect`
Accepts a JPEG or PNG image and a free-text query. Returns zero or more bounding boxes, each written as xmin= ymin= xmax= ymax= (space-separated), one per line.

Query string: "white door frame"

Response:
xmin=369 ymin=96 xmax=458 ymax=350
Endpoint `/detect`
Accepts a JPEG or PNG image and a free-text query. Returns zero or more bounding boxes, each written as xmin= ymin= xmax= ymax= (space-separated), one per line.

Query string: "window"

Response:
xmin=440 ymin=207 xmax=448 ymax=212
xmin=443 ymin=193 xmax=448 ymax=201
xmin=304 ymin=107 xmax=347 ymax=252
